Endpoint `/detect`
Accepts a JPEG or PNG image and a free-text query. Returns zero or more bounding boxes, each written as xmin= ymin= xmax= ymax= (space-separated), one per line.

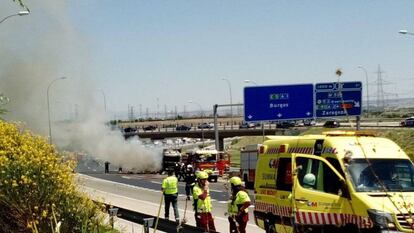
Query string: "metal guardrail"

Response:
xmin=102 ymin=202 xmax=216 ymax=233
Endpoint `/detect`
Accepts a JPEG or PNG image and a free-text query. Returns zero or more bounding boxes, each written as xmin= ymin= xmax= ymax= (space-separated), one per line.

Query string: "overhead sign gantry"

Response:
xmin=243 ymin=84 xmax=314 ymax=122
xmin=243 ymin=81 xmax=362 ymax=122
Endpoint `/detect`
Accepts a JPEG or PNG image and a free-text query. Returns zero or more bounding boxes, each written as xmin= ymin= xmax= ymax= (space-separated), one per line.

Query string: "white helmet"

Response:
xmin=303 ymin=173 xmax=316 ymax=187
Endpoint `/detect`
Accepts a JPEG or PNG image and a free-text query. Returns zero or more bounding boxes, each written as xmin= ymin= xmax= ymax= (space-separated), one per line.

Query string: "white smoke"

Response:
xmin=0 ymin=1 xmax=162 ymax=171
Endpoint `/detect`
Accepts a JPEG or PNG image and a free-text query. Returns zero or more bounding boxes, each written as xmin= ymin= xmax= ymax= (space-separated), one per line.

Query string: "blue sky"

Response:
xmin=2 ymin=1 xmax=414 ymax=119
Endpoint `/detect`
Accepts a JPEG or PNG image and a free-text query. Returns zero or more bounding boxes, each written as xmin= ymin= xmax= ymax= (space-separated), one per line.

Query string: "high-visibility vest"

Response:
xmin=162 ymin=176 xmax=178 ymax=195
xmin=228 ymin=190 xmax=250 ymax=215
xmin=193 ymin=184 xmax=212 ymax=213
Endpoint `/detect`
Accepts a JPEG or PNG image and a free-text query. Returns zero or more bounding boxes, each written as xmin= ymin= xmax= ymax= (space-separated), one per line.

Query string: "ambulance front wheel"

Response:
xmin=264 ymin=216 xmax=277 ymax=233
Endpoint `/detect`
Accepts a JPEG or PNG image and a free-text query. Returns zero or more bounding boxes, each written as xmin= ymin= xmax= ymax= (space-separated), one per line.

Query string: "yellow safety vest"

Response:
xmin=193 ymin=184 xmax=212 ymax=213
xmin=162 ymin=176 xmax=178 ymax=195
xmin=228 ymin=190 xmax=250 ymax=215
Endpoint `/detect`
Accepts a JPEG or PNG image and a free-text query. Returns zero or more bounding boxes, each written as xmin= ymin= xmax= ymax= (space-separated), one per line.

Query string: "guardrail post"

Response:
xmin=109 ymin=208 xmax=119 ymax=229
xmin=356 ymin=116 xmax=360 ymax=130
xmin=143 ymin=217 xmax=154 ymax=233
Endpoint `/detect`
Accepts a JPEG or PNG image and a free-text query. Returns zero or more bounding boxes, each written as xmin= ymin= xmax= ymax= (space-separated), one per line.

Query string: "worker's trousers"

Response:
xmin=164 ymin=194 xmax=179 ymax=221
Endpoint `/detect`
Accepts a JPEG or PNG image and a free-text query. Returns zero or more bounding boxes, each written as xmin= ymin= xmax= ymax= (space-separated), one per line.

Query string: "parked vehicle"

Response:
xmin=303 ymin=119 xmax=316 ymax=126
xmin=254 ymin=131 xmax=414 ymax=233
xmin=175 ymin=124 xmax=191 ymax=131
xmin=197 ymin=122 xmax=214 ymax=129
xmin=143 ymin=125 xmax=157 ymax=131
xmin=400 ymin=117 xmax=414 ymax=127
xmin=123 ymin=127 xmax=137 ymax=133
xmin=276 ymin=121 xmax=296 ymax=128
xmin=240 ymin=144 xmax=259 ymax=189
xmin=239 ymin=122 xmax=256 ymax=129
xmin=323 ymin=119 xmax=340 ymax=128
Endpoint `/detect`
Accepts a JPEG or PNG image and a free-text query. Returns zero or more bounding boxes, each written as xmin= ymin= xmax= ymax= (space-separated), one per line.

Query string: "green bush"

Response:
xmin=0 ymin=121 xmax=116 ymax=233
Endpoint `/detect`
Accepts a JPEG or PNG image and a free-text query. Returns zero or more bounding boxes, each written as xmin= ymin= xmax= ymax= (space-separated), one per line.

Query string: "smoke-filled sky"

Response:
xmin=0 ymin=1 xmax=162 ymax=171
xmin=2 ymin=1 xmax=414 ymax=119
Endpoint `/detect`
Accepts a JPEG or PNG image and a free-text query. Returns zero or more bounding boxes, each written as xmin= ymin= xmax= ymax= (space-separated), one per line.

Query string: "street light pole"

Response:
xmin=47 ymin=77 xmax=67 ymax=144
xmin=399 ymin=29 xmax=414 ymax=36
xmin=188 ymin=100 xmax=204 ymax=145
xmin=0 ymin=11 xmax=29 ymax=24
xmin=98 ymin=89 xmax=107 ymax=113
xmin=221 ymin=78 xmax=233 ymax=129
xmin=244 ymin=79 xmax=258 ymax=85
xmin=358 ymin=66 xmax=369 ymax=117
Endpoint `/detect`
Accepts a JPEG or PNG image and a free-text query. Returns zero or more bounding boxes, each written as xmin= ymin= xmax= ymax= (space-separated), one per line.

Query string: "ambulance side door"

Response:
xmin=275 ymin=155 xmax=294 ymax=227
xmin=292 ymin=154 xmax=350 ymax=226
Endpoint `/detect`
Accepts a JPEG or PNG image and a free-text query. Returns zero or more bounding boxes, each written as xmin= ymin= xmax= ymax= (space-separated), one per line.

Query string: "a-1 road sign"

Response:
xmin=244 ymin=84 xmax=314 ymax=122
xmin=315 ymin=81 xmax=362 ymax=118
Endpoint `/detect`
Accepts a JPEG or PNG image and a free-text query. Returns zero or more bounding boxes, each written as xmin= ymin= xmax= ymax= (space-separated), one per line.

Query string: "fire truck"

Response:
xmin=184 ymin=149 xmax=230 ymax=182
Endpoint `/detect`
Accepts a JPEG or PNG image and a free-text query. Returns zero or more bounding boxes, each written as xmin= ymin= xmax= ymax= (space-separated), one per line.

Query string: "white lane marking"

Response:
xmin=121 ymin=176 xmax=132 ymax=179
xmin=78 ymin=174 xmax=228 ymax=203
xmin=78 ymin=174 xmax=161 ymax=193
xmin=209 ymin=189 xmax=224 ymax=193
xmin=82 ymin=186 xmax=160 ymax=207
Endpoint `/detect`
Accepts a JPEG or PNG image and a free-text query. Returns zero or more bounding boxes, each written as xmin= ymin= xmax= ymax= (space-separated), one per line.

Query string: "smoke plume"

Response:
xmin=0 ymin=1 xmax=162 ymax=171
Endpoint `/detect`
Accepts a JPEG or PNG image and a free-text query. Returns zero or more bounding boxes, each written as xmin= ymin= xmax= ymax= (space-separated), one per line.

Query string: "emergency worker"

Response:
xmin=193 ymin=171 xmax=216 ymax=232
xmin=303 ymin=173 xmax=316 ymax=189
xmin=104 ymin=161 xmax=110 ymax=174
xmin=184 ymin=165 xmax=196 ymax=200
xmin=228 ymin=176 xmax=250 ymax=233
xmin=174 ymin=162 xmax=182 ymax=180
xmin=161 ymin=169 xmax=180 ymax=223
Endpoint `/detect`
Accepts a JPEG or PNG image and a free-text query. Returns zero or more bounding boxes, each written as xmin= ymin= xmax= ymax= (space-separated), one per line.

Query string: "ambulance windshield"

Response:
xmin=347 ymin=159 xmax=414 ymax=192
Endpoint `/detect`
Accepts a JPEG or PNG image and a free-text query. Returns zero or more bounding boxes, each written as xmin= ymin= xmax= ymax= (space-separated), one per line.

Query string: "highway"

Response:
xmin=123 ymin=120 xmax=402 ymax=134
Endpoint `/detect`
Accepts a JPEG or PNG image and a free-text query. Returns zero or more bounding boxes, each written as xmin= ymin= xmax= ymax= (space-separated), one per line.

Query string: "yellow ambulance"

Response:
xmin=254 ymin=131 xmax=414 ymax=233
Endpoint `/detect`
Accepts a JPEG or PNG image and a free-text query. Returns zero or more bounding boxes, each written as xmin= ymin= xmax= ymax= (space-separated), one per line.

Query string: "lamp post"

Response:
xmin=188 ymin=100 xmax=204 ymax=144
xmin=244 ymin=79 xmax=258 ymax=85
xmin=221 ymin=78 xmax=233 ymax=129
xmin=399 ymin=29 xmax=414 ymax=36
xmin=47 ymin=77 xmax=67 ymax=144
xmin=98 ymin=89 xmax=107 ymax=113
xmin=0 ymin=11 xmax=29 ymax=24
xmin=358 ymin=66 xmax=370 ymax=117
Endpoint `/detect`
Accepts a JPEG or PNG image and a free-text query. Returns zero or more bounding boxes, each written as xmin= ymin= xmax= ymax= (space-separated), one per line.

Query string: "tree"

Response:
xmin=0 ymin=121 xmax=117 ymax=232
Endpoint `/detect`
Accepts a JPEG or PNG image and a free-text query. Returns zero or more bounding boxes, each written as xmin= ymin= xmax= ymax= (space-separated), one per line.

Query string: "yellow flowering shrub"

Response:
xmin=0 ymin=121 xmax=114 ymax=232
